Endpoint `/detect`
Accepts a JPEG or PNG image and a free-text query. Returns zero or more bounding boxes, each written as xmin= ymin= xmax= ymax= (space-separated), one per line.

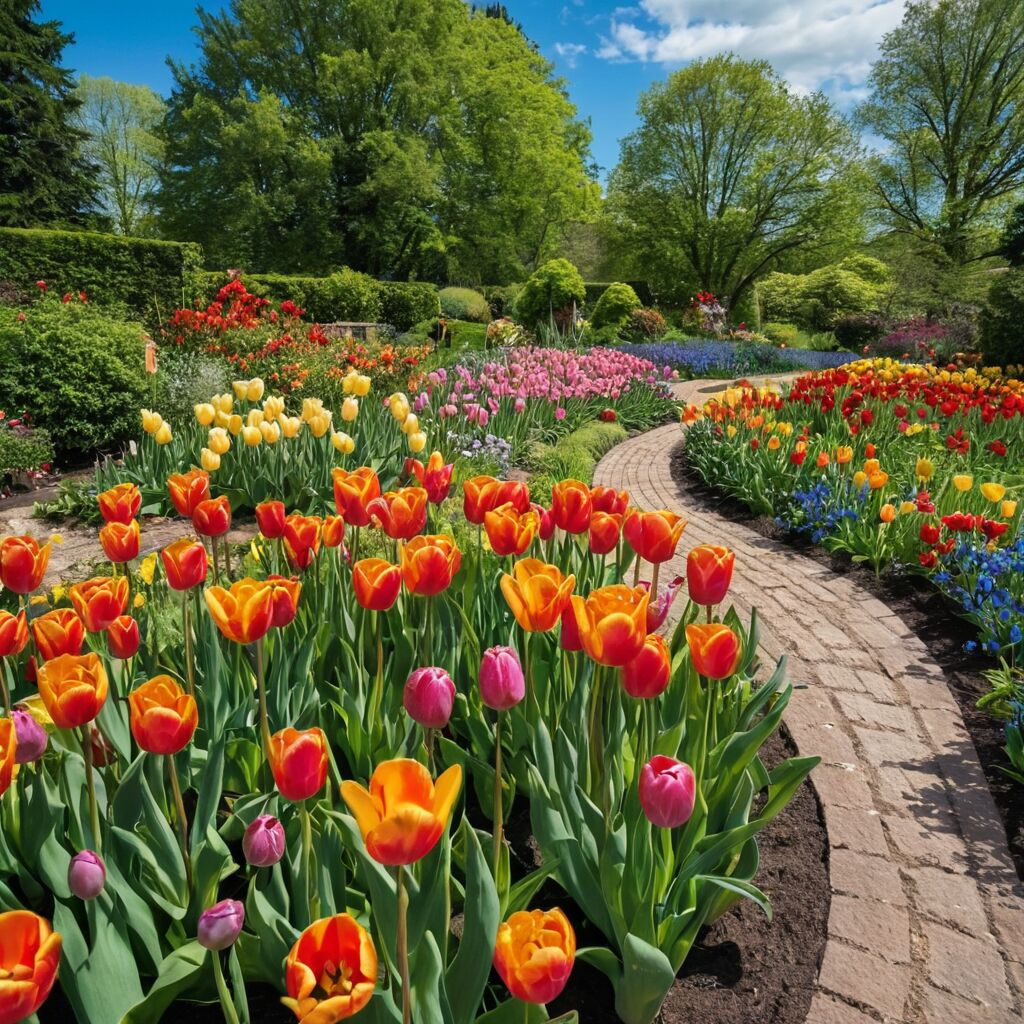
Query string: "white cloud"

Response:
xmin=555 ymin=42 xmax=589 ymax=68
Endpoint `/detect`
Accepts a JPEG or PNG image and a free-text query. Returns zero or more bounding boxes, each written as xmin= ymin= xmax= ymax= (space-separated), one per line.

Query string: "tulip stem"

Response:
xmin=182 ymin=591 xmax=196 ymax=700
xmin=211 ymin=538 xmax=221 ymax=584
xmin=369 ymin=611 xmax=384 ymax=734
xmin=168 ymin=753 xmax=193 ymax=892
xmin=651 ymin=561 xmax=660 ymax=600
xmin=492 ymin=710 xmax=504 ymax=878
xmin=299 ymin=800 xmax=317 ymax=927
xmin=222 ymin=536 xmax=232 ymax=580
xmin=210 ymin=950 xmax=241 ymax=1024
xmin=396 ymin=865 xmax=411 ymax=1024
xmin=633 ymin=556 xmax=642 ymax=587
xmin=0 ymin=666 xmax=10 ymax=718
xmin=80 ymin=726 xmax=102 ymax=853
xmin=255 ymin=638 xmax=271 ymax=757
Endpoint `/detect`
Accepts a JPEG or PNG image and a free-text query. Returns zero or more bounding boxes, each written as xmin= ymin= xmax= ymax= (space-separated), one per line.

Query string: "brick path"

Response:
xmin=594 ymin=377 xmax=1024 ymax=1024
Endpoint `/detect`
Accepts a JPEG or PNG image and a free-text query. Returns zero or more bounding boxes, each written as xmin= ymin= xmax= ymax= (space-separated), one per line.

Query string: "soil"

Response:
xmin=670 ymin=441 xmax=1024 ymax=883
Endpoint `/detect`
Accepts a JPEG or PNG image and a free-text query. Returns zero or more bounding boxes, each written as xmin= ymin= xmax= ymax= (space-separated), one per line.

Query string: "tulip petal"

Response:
xmin=432 ymin=764 xmax=463 ymax=826
xmin=367 ymin=805 xmax=443 ymax=865
xmin=340 ymin=781 xmax=382 ymax=840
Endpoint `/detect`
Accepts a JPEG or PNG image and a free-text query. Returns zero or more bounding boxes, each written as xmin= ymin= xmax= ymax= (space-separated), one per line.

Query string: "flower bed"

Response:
xmin=619 ymin=339 xmax=856 ymax=377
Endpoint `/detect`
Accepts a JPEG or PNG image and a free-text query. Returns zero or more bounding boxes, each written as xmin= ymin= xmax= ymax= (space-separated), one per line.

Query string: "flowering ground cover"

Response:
xmin=619 ymin=339 xmax=856 ymax=378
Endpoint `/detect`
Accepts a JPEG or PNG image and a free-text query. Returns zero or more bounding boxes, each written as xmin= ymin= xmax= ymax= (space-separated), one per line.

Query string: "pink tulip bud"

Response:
xmin=514 ymin=397 xmax=526 ymax=413
xmin=554 ymin=407 xmax=566 ymax=421
xmin=403 ymin=666 xmax=456 ymax=729
xmin=13 ymin=708 xmax=47 ymax=763
xmin=242 ymin=814 xmax=285 ymax=868
xmin=638 ymin=755 xmax=696 ymax=828
xmin=640 ymin=575 xmax=684 ymax=632
xmin=68 ymin=850 xmax=106 ymax=900
xmin=479 ymin=646 xmax=525 ymax=711
xmin=197 ymin=899 xmax=245 ymax=950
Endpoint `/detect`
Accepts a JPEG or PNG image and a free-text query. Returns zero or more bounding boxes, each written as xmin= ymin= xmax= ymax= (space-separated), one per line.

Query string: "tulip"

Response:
xmin=868 ymin=470 xmax=888 ymax=490
xmin=97 ymin=482 xmax=141 ymax=524
xmin=283 ymin=514 xmax=322 ymax=560
xmin=36 ymin=653 xmax=108 ymax=729
xmin=208 ymin=426 xmax=231 ymax=454
xmin=200 ymin=448 xmax=221 ymax=472
xmin=13 ymin=708 xmax=47 ymax=763
xmin=282 ymin=915 xmax=377 ymax=1023
xmin=408 ymin=451 xmax=454 ymax=504
xmin=69 ymin=576 xmax=129 ymax=632
xmin=107 ymin=615 xmax=140 ymax=659
xmin=463 ymin=475 xmax=500 ymax=525
xmin=269 ymin=726 xmax=329 ymax=802
xmin=227 ymin=414 xmax=243 ymax=436
xmin=129 ymin=675 xmax=198 ymax=755
xmin=31 ymin=608 xmax=85 ymax=660
xmin=266 ymin=575 xmax=302 ymax=628
xmin=400 ymin=535 xmax=461 ymax=596
xmin=952 ymin=474 xmax=973 ymax=492
xmin=534 ymin=503 xmax=555 ymax=541
xmin=242 ymin=424 xmax=262 ymax=447
xmin=500 ymin=558 xmax=575 ymax=633
xmin=341 ymin=396 xmax=359 ymax=421
xmin=401 ymin=412 xmax=420 ymax=436
xmin=68 ymin=850 xmax=106 ymax=900
xmin=485 ymin=503 xmax=539 ymax=557
xmin=308 ymin=413 xmax=331 ymax=438
xmin=880 ymin=503 xmax=897 ymax=524
xmin=493 ymin=908 xmax=575 ymax=1005
xmin=0 ymin=910 xmax=62 ymax=1021
xmin=322 ymin=515 xmax=345 ymax=548
xmin=479 ymin=646 xmax=525 ymax=711
xmin=551 ymin=479 xmax=593 ymax=534
xmin=570 ymin=585 xmax=650 ymax=667
xmin=981 ymin=482 xmax=1007 ymax=503
xmin=141 ymin=409 xmax=163 ymax=433
xmin=161 ymin=538 xmax=209 ymax=590
xmin=685 ymin=622 xmax=741 ymax=680
xmin=0 ymin=535 xmax=51 ymax=593
xmin=195 ymin=402 xmax=216 ymax=426
xmin=368 ymin=488 xmax=427 ymax=541
xmin=256 ymin=500 xmax=286 ymax=539
xmin=643 ymin=574 xmax=684 ymax=632
xmin=192 ymin=495 xmax=232 ymax=538
xmin=242 ymin=815 xmax=286 ymax=868
xmin=1001 ymin=500 xmax=1017 ymax=519
xmin=408 ymin=431 xmax=427 ymax=453
xmin=624 ymin=509 xmax=687 ymax=564
xmin=197 ymin=899 xmax=245 ymax=951
xmin=205 ymin=578 xmax=275 ymax=644
xmin=588 ymin=511 xmax=622 ymax=555
xmin=331 ymin=430 xmax=355 ymax=454
xmin=390 ymin=392 xmax=410 ymax=421
xmin=915 ymin=457 xmax=934 ymax=480
xmin=154 ymin=422 xmax=173 ymax=445
xmin=639 ymin=755 xmax=696 ymax=828
xmin=352 ymin=558 xmax=402 ymax=611
xmin=622 ymin=633 xmax=671 ymax=699
xmin=167 ymin=469 xmax=211 ymax=517
xmin=332 ymin=467 xmax=381 ymax=527
xmin=0 ymin=718 xmax=15 ymax=797
xmin=403 ymin=667 xmax=456 ymax=729
xmin=99 ymin=519 xmax=141 ymax=564
xmin=0 ymin=609 xmax=28 ymax=658
xmin=247 ymin=378 xmax=265 ymax=402
xmin=590 ymin=485 xmax=629 ymax=516
xmin=341 ymin=758 xmax=462 ymax=865
xmin=686 ymin=545 xmax=735 ymax=607
xmin=559 ymin=602 xmax=583 ymax=652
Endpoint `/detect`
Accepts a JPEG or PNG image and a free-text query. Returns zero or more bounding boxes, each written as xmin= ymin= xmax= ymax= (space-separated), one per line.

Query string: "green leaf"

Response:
xmin=121 ymin=942 xmax=207 ymax=1024
xmin=612 ymin=934 xmax=676 ymax=1024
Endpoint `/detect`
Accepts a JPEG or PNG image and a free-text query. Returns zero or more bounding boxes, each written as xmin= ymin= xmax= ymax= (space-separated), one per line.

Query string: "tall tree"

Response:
xmin=73 ymin=75 xmax=165 ymax=235
xmin=858 ymin=0 xmax=1024 ymax=267
xmin=607 ymin=55 xmax=861 ymax=310
xmin=0 ymin=0 xmax=97 ymax=226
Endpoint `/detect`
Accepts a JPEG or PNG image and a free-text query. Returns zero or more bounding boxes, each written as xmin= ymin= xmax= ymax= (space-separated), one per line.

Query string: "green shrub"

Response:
xmin=379 ymin=281 xmax=439 ymax=331
xmin=439 ymin=287 xmax=491 ymax=323
xmin=760 ymin=256 xmax=890 ymax=330
xmin=528 ymin=420 xmax=627 ymax=495
xmin=155 ymin=348 xmax=231 ymax=426
xmin=622 ymin=307 xmax=667 ymax=340
xmin=0 ymin=427 xmax=54 ymax=474
xmin=516 ymin=259 xmax=586 ymax=327
xmin=833 ymin=313 xmax=888 ymax=349
xmin=981 ymin=268 xmax=1024 ymax=367
xmin=761 ymin=321 xmax=800 ymax=345
xmin=0 ymin=227 xmax=202 ymax=325
xmin=481 ymin=284 xmax=522 ymax=319
xmin=591 ymin=282 xmax=641 ymax=329
xmin=584 ymin=280 xmax=654 ymax=308
xmin=0 ymin=299 xmax=148 ymax=463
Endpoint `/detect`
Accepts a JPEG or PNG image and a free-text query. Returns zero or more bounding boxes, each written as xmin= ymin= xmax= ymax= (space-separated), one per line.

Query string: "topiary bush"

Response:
xmin=833 ymin=312 xmax=889 ymax=350
xmin=590 ymin=282 xmax=641 ymax=329
xmin=439 ymin=287 xmax=491 ymax=323
xmin=761 ymin=321 xmax=800 ymax=345
xmin=379 ymin=281 xmax=439 ymax=331
xmin=622 ymin=307 xmax=667 ymax=340
xmin=980 ymin=269 xmax=1024 ymax=367
xmin=515 ymin=258 xmax=586 ymax=328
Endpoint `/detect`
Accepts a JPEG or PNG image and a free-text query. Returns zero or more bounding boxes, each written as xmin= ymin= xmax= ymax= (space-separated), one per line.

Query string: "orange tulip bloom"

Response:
xmin=485 ymin=503 xmax=539 ymax=557
xmin=340 ymin=758 xmax=462 ymax=865
xmin=367 ymin=488 xmax=427 ymax=541
xmin=868 ymin=470 xmax=889 ymax=490
xmin=588 ymin=511 xmax=623 ymax=556
xmin=129 ymin=675 xmax=198 ymax=755
xmin=0 ymin=910 xmax=62 ymax=1022
xmin=834 ymin=446 xmax=853 ymax=465
xmin=107 ymin=615 xmax=140 ymax=659
xmin=686 ymin=545 xmax=735 ymax=607
xmin=570 ymin=585 xmax=650 ymax=666
xmin=621 ymin=633 xmax=671 ymax=699
xmin=99 ymin=519 xmax=141 ymax=564
xmin=205 ymin=578 xmax=275 ymax=644
xmin=36 ymin=652 xmax=109 ymax=729
xmin=352 ymin=558 xmax=401 ymax=611
xmin=0 ymin=717 xmax=16 ymax=797
xmin=492 ymin=480 xmax=531 ymax=514
xmin=69 ymin=576 xmax=129 ymax=632
xmin=400 ymin=535 xmax=461 ymax=596
xmin=266 ymin=575 xmax=302 ymax=627
xmin=500 ymin=558 xmax=575 ymax=633
xmin=192 ymin=495 xmax=232 ymax=538
xmin=0 ymin=535 xmax=51 ymax=594
xmin=269 ymin=727 xmax=329 ymax=802
xmin=407 ymin=451 xmax=454 ymax=504
xmin=590 ymin=485 xmax=629 ymax=516
xmin=551 ymin=479 xmax=593 ymax=534
xmin=685 ymin=623 xmax=741 ymax=680
xmin=167 ymin=469 xmax=211 ymax=517
xmin=332 ymin=467 xmax=381 ymax=527
xmin=282 ymin=914 xmax=377 ymax=1023
xmin=161 ymin=538 xmax=208 ymax=590
xmin=623 ymin=509 xmax=687 ymax=564
xmin=97 ymin=482 xmax=141 ymax=525
xmin=322 ymin=515 xmax=345 ymax=548
xmin=0 ymin=610 xmax=28 ymax=659
xmin=463 ymin=475 xmax=500 ymax=525
xmin=283 ymin=514 xmax=322 ymax=553
xmin=30 ymin=608 xmax=84 ymax=660
xmin=493 ymin=908 xmax=575 ymax=1005
xmin=255 ymin=500 xmax=286 ymax=539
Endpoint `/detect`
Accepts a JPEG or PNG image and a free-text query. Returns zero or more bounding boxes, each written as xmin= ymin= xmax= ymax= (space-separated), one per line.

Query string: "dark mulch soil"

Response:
xmin=670 ymin=441 xmax=1024 ymax=883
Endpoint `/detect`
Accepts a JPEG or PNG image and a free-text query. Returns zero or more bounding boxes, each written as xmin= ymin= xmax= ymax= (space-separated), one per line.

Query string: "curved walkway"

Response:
xmin=594 ymin=378 xmax=1024 ymax=1024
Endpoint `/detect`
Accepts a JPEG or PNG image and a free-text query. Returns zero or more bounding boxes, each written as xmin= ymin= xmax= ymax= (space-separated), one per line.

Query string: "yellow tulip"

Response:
xmin=980 ymin=482 xmax=1006 ymax=503
xmin=306 ymin=413 xmax=329 ymax=438
xmin=1001 ymin=500 xmax=1018 ymax=519
xmin=915 ymin=457 xmax=933 ymax=480
xmin=342 ymin=397 xmax=359 ymax=422
xmin=331 ymin=431 xmax=355 ymax=455
xmin=726 ymin=424 xmax=737 ymax=438
xmin=342 ymin=371 xmax=358 ymax=395
xmin=247 ymin=378 xmax=265 ymax=402
xmin=201 ymin=448 xmax=221 ymax=471
xmin=301 ymin=397 xmax=324 ymax=422
xmin=408 ymin=431 xmax=427 ymax=454
xmin=263 ymin=395 xmax=285 ymax=421
xmin=853 ymin=470 xmax=867 ymax=490
xmin=141 ymin=409 xmax=162 ymax=434
xmin=352 ymin=374 xmax=371 ymax=398
xmin=208 ymin=427 xmax=231 ymax=455
xmin=766 ymin=436 xmax=781 ymax=450
xmin=194 ymin=403 xmax=216 ymax=426
xmin=213 ymin=393 xmax=234 ymax=414
xmin=214 ymin=410 xmax=231 ymax=428
xmin=232 ymin=380 xmax=249 ymax=400
xmin=260 ymin=420 xmax=281 ymax=444
xmin=952 ymin=474 xmax=973 ymax=492
xmin=228 ymin=414 xmax=243 ymax=436
xmin=242 ymin=424 xmax=262 ymax=447
xmin=899 ymin=501 xmax=916 ymax=514
xmin=401 ymin=413 xmax=420 ymax=436
xmin=247 ymin=409 xmax=264 ymax=428
xmin=279 ymin=415 xmax=302 ymax=438
xmin=134 ymin=592 xmax=146 ymax=609
xmin=390 ymin=393 xmax=410 ymax=421
xmin=155 ymin=422 xmax=173 ymax=445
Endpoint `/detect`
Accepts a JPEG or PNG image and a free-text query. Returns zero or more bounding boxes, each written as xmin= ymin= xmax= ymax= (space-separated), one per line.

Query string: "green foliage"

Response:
xmin=833 ymin=313 xmax=889 ymax=349
xmin=439 ymin=287 xmax=491 ymax=323
xmin=0 ymin=426 xmax=53 ymax=473
xmin=379 ymin=280 xmax=440 ymax=331
xmin=154 ymin=348 xmax=231 ymax=426
xmin=0 ymin=226 xmax=203 ymax=324
xmin=761 ymin=322 xmax=799 ymax=345
xmin=527 ymin=420 xmax=627 ymax=495
xmin=584 ymin=280 xmax=653 ymax=308
xmin=0 ymin=299 xmax=147 ymax=462
xmin=591 ymin=282 xmax=641 ymax=329
xmin=515 ymin=258 xmax=585 ymax=327
xmin=1000 ymin=199 xmax=1024 ymax=268
xmin=981 ymin=267 xmax=1024 ymax=367
xmin=622 ymin=307 xmax=667 ymax=340
xmin=480 ymin=284 xmax=523 ymax=318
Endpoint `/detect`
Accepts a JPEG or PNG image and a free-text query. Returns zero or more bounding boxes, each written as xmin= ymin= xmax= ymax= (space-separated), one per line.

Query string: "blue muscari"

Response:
xmin=619 ymin=339 xmax=855 ymax=376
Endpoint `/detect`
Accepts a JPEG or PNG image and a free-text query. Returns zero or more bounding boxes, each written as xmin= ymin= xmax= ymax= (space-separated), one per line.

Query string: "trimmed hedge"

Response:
xmin=439 ymin=286 xmax=491 ymax=323
xmin=0 ymin=227 xmax=202 ymax=324
xmin=584 ymin=280 xmax=653 ymax=309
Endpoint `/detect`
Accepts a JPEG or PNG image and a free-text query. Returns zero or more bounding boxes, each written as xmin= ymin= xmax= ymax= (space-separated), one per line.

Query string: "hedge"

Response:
xmin=0 ymin=227 xmax=202 ymax=324
xmin=584 ymin=280 xmax=653 ymax=309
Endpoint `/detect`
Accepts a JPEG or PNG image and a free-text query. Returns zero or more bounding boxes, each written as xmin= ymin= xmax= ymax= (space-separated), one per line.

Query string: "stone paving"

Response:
xmin=594 ymin=377 xmax=1024 ymax=1024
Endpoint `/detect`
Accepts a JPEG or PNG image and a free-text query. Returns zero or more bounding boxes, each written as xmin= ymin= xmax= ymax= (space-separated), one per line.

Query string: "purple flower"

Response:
xmin=198 ymin=899 xmax=245 ymax=950
xmin=12 ymin=708 xmax=47 ymax=763
xmin=242 ymin=815 xmax=286 ymax=868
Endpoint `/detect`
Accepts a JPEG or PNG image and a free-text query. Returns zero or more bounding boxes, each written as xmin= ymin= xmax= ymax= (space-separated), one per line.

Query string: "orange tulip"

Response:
xmin=255 ymin=500 xmax=286 ymax=539
xmin=0 ymin=717 xmax=15 ymax=797
xmin=407 ymin=451 xmax=454 ymax=504
xmin=36 ymin=653 xmax=109 ymax=729
xmin=129 ymin=675 xmax=198 ymax=755
xmin=621 ymin=633 xmax=671 ymax=698
xmin=686 ymin=545 xmax=735 ymax=607
xmin=834 ymin=446 xmax=853 ymax=465
xmin=588 ymin=511 xmax=623 ymax=556
xmin=282 ymin=914 xmax=377 ymax=1023
xmin=623 ymin=509 xmax=687 ymax=564
xmin=205 ymin=578 xmax=275 ymax=644
xmin=192 ymin=495 xmax=232 ymax=538
xmin=69 ymin=576 xmax=129 ymax=632
xmin=685 ymin=623 xmax=741 ymax=680
xmin=493 ymin=908 xmax=575 ymax=1005
xmin=485 ymin=503 xmax=539 ymax=557
xmin=491 ymin=480 xmax=531 ymax=514
xmin=590 ymin=485 xmax=629 ymax=516
xmin=816 ymin=451 xmax=830 ymax=469
xmin=340 ymin=758 xmax=462 ymax=865
xmin=167 ymin=469 xmax=211 ymax=517
xmin=161 ymin=538 xmax=208 ymax=590
xmin=97 ymin=482 xmax=141 ymax=525
xmin=879 ymin=503 xmax=896 ymax=524
xmin=99 ymin=519 xmax=140 ymax=564
xmin=551 ymin=479 xmax=593 ymax=534
xmin=570 ymin=585 xmax=650 ymax=666
xmin=283 ymin=514 xmax=322 ymax=570
xmin=269 ymin=727 xmax=329 ymax=802
xmin=107 ymin=615 xmax=140 ymax=659
xmin=868 ymin=470 xmax=889 ymax=490
xmin=400 ymin=535 xmax=461 ymax=596
xmin=0 ymin=910 xmax=61 ymax=1022
xmin=367 ymin=488 xmax=427 ymax=541
xmin=0 ymin=535 xmax=51 ymax=594
xmin=322 ymin=515 xmax=345 ymax=548
xmin=462 ymin=475 xmax=500 ymax=525
xmin=0 ymin=610 xmax=28 ymax=659
xmin=352 ymin=558 xmax=401 ymax=611
xmin=332 ymin=467 xmax=381 ymax=527
xmin=30 ymin=608 xmax=85 ymax=660
xmin=500 ymin=558 xmax=575 ymax=633
xmin=266 ymin=575 xmax=302 ymax=627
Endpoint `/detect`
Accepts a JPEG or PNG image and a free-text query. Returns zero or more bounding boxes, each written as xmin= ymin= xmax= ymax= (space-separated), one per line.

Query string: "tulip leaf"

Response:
xmin=121 ymin=942 xmax=207 ymax=1024
xmin=474 ymin=999 xmax=549 ymax=1024
xmin=612 ymin=934 xmax=676 ymax=1024
xmin=411 ymin=930 xmax=453 ymax=1024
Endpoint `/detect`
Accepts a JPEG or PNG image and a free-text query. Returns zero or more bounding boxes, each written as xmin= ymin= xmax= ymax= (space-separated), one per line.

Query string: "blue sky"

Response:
xmin=40 ymin=0 xmax=904 ymax=176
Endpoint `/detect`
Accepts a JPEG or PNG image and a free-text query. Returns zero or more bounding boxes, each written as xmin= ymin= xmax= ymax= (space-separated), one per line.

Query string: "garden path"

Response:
xmin=595 ymin=376 xmax=1024 ymax=1024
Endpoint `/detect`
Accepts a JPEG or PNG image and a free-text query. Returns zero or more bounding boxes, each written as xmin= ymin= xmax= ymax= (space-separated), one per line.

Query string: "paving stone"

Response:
xmin=828 ymin=894 xmax=911 ymax=963
xmin=812 ymin=763 xmax=876 ymax=810
xmin=826 ymin=806 xmax=890 ymax=857
xmin=830 ymin=849 xmax=907 ymax=907
xmin=903 ymin=865 xmax=991 ymax=936
xmin=805 ymin=993 xmax=879 ymax=1024
xmin=837 ymin=692 xmax=918 ymax=733
xmin=988 ymin=886 xmax=1024 ymax=964
xmin=922 ymin=920 xmax=1013 ymax=1011
xmin=818 ymin=942 xmax=911 ymax=1020
xmin=883 ymin=814 xmax=971 ymax=873
xmin=920 ymin=983 xmax=1016 ymax=1024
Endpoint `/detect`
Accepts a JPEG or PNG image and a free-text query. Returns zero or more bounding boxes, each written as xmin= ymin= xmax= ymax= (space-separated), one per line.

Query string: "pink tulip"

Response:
xmin=480 ymin=646 xmax=525 ymax=711
xmin=242 ymin=815 xmax=286 ymax=867
xmin=403 ymin=667 xmax=456 ymax=729
xmin=68 ymin=850 xmax=106 ymax=900
xmin=639 ymin=756 xmax=696 ymax=828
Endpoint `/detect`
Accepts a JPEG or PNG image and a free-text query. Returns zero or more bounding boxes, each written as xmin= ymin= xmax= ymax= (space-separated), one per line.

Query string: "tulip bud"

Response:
xmin=638 ymin=755 xmax=696 ymax=828
xmin=154 ymin=422 xmax=173 ymax=445
xmin=194 ymin=403 xmax=216 ymax=426
xmin=68 ymin=850 xmax=106 ymax=900
xmin=408 ymin=431 xmax=427 ymax=454
xmin=107 ymin=615 xmax=140 ymax=659
xmin=197 ymin=899 xmax=245 ymax=950
xmin=201 ymin=448 xmax=220 ymax=472
xmin=12 ymin=708 xmax=47 ymax=763
xmin=403 ymin=667 xmax=456 ymax=729
xmin=341 ymin=397 xmax=359 ymax=422
xmin=242 ymin=814 xmax=286 ymax=868
xmin=479 ymin=646 xmax=525 ymax=711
